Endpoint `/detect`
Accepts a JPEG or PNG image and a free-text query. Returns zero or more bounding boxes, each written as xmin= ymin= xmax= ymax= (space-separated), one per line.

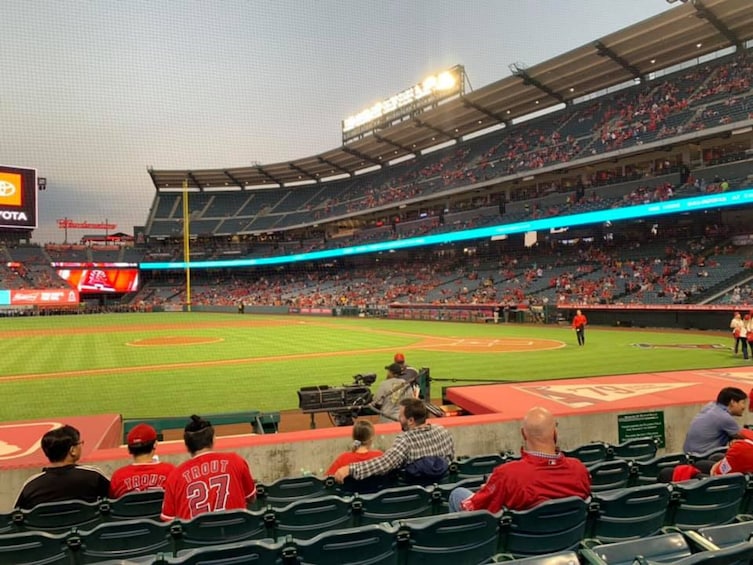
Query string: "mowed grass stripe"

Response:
xmin=0 ymin=313 xmax=739 ymax=420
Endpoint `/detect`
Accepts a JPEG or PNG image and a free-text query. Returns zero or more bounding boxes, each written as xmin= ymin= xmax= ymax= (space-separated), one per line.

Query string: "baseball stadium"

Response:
xmin=3 ymin=1 xmax=753 ymax=562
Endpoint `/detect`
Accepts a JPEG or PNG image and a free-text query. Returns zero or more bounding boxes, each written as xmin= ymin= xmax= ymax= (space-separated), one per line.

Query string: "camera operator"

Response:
xmin=371 ymin=363 xmax=420 ymax=423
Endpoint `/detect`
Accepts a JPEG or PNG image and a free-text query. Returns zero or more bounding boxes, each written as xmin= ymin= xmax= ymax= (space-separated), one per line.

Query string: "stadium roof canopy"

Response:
xmin=149 ymin=0 xmax=753 ymax=192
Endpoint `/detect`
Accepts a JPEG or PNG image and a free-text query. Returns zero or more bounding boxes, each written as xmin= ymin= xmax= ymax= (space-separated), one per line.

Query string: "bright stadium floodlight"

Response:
xmin=342 ymin=65 xmax=464 ymax=142
xmin=436 ymin=70 xmax=456 ymax=90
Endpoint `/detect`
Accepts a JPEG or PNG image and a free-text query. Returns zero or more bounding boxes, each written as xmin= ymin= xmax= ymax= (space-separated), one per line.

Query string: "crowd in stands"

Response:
xmin=124 ymin=228 xmax=753 ymax=311
xmin=143 ymin=48 xmax=753 ymax=249
xmin=13 ymin=383 xmax=753 ymax=565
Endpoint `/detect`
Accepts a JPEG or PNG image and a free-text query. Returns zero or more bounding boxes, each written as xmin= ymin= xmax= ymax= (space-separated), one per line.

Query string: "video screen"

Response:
xmin=56 ymin=268 xmax=140 ymax=294
xmin=0 ymin=164 xmax=37 ymax=229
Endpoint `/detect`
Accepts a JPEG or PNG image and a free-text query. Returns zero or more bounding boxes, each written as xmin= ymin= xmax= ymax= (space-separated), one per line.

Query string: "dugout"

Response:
xmin=557 ymin=305 xmax=736 ymax=331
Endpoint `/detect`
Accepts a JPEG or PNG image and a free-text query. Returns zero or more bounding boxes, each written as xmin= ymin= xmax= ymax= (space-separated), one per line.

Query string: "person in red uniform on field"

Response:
xmin=573 ymin=309 xmax=588 ymax=346
xmin=449 ymin=406 xmax=591 ymax=512
xmin=109 ymin=423 xmax=176 ymax=499
xmin=160 ymin=415 xmax=256 ymax=521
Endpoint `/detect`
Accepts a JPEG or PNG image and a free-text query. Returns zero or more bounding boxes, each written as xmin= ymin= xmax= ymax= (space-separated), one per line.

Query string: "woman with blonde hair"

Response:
xmin=326 ymin=420 xmax=382 ymax=476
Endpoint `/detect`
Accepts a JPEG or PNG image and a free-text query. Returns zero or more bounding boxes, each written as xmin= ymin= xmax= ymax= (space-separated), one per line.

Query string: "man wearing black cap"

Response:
xmin=371 ymin=362 xmax=419 ymax=422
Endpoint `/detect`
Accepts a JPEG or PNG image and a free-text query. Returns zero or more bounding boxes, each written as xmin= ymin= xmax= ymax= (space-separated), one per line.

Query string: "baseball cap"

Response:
xmin=719 ymin=440 xmax=753 ymax=474
xmin=385 ymin=362 xmax=403 ymax=374
xmin=394 ymin=352 xmax=405 ymax=363
xmin=127 ymin=423 xmax=157 ymax=447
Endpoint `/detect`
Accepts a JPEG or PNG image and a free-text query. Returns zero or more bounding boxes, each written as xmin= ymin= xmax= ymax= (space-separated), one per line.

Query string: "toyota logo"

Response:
xmin=0 ymin=181 xmax=16 ymax=197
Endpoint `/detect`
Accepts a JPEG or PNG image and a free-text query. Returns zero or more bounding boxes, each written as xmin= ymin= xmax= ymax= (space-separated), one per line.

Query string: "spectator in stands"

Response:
xmin=333 ymin=398 xmax=454 ymax=485
xmin=15 ymin=425 xmax=110 ymax=509
xmin=683 ymin=387 xmax=753 ymax=455
xmin=661 ymin=438 xmax=753 ymax=482
xmin=371 ymin=362 xmax=419 ymax=423
xmin=109 ymin=423 xmax=176 ymax=499
xmin=325 ymin=420 xmax=383 ymax=475
xmin=448 ymin=407 xmax=591 ymax=512
xmin=160 ymin=415 xmax=256 ymax=521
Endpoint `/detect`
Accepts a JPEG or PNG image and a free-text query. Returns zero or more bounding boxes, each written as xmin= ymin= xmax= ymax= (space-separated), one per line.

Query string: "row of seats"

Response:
xmin=2 ymin=473 xmax=752 ymax=564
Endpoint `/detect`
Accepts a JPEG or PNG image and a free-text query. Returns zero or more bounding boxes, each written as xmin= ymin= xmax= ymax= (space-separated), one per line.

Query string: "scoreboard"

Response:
xmin=0 ymin=164 xmax=37 ymax=229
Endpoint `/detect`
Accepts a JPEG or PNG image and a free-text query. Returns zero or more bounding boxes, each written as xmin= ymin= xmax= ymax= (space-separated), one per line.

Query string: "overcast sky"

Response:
xmin=0 ymin=0 xmax=675 ymax=243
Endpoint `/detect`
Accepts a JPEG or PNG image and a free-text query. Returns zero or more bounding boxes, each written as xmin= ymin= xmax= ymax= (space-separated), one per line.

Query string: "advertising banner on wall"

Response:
xmin=0 ymin=165 xmax=37 ymax=229
xmin=1 ymin=289 xmax=79 ymax=306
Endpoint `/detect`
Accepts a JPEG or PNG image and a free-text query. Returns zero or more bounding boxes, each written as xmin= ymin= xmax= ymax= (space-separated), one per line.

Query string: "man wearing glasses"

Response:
xmin=14 ymin=425 xmax=110 ymax=509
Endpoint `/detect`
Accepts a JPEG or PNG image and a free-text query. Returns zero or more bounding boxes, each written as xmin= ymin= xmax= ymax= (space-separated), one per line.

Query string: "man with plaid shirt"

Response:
xmin=334 ymin=398 xmax=454 ymax=483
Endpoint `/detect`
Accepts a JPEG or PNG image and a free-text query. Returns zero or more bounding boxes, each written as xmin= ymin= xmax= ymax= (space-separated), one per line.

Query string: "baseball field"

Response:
xmin=0 ymin=312 xmax=739 ymax=422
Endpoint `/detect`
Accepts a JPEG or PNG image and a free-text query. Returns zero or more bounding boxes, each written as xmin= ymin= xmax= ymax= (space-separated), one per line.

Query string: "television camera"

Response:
xmin=297 ymin=373 xmax=377 ymax=428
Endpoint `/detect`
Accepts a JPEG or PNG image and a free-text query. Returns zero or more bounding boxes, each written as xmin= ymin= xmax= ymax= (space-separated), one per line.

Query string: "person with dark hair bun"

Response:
xmin=160 ymin=415 xmax=256 ymax=521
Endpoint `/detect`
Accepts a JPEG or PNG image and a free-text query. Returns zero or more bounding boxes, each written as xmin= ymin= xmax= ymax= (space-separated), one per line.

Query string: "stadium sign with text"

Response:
xmin=0 ymin=165 xmax=37 ymax=230
xmin=342 ymin=65 xmax=464 ymax=143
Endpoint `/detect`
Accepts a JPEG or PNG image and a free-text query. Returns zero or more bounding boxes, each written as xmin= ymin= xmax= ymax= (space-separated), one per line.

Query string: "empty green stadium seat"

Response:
xmin=609 ymin=438 xmax=658 ymax=462
xmin=669 ymin=473 xmax=747 ymax=530
xmin=562 ymin=443 xmax=610 ymax=466
xmin=66 ymin=518 xmax=172 ymax=563
xmin=453 ymin=454 xmax=506 ymax=479
xmin=270 ymin=494 xmax=355 ymax=540
xmin=399 ymin=510 xmax=500 ymax=565
xmin=587 ymin=483 xmax=672 ymax=544
xmin=689 ymin=519 xmax=753 ymax=550
xmin=15 ymin=499 xmax=102 ymax=533
xmin=632 ymin=453 xmax=689 ymax=486
xmin=354 ymin=485 xmax=441 ymax=526
xmin=251 ymin=475 xmax=338 ymax=510
xmin=292 ymin=523 xmax=399 ymax=565
xmin=170 ymin=508 xmax=272 ymax=553
xmin=499 ymin=497 xmax=589 ymax=558
xmin=158 ymin=538 xmax=288 ymax=564
xmin=587 ymin=460 xmax=632 ymax=492
xmin=101 ymin=490 xmax=164 ymax=521
xmin=581 ymin=533 xmax=695 ymax=565
xmin=0 ymin=530 xmax=70 ymax=565
xmin=488 ymin=550 xmax=580 ymax=564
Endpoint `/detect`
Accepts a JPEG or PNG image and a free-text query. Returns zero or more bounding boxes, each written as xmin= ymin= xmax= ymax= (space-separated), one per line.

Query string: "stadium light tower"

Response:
xmin=182 ymin=178 xmax=192 ymax=312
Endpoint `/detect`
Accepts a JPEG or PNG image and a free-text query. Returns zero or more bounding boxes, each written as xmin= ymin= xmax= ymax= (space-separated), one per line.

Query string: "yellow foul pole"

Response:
xmin=182 ymin=178 xmax=192 ymax=312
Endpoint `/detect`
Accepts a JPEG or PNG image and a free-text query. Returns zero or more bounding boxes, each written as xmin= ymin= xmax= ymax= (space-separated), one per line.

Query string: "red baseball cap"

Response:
xmin=127 ymin=423 xmax=158 ymax=447
xmin=394 ymin=352 xmax=405 ymax=363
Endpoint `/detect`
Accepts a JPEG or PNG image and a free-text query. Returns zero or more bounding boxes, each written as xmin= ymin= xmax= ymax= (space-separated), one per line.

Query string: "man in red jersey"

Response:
xmin=109 ymin=423 xmax=176 ymax=498
xmin=449 ymin=407 xmax=591 ymax=512
xmin=572 ymin=309 xmax=588 ymax=346
xmin=160 ymin=415 xmax=256 ymax=521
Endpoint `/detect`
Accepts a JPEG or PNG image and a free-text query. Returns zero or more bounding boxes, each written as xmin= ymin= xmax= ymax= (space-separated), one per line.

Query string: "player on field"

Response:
xmin=160 ymin=415 xmax=256 ymax=521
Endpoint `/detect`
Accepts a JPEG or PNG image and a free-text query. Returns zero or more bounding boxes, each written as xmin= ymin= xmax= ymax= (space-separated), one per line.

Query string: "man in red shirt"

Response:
xmin=449 ymin=407 xmax=591 ymax=513
xmin=160 ymin=415 xmax=256 ymax=521
xmin=572 ymin=309 xmax=588 ymax=346
xmin=109 ymin=423 xmax=176 ymax=499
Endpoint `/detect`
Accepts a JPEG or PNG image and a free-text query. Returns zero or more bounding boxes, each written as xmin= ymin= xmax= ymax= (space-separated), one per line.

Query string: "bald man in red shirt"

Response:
xmin=449 ymin=407 xmax=591 ymax=513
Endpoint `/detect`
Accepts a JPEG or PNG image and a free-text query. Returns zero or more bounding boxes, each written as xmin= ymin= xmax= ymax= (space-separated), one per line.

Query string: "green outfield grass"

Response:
xmin=0 ymin=312 xmax=740 ymax=421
